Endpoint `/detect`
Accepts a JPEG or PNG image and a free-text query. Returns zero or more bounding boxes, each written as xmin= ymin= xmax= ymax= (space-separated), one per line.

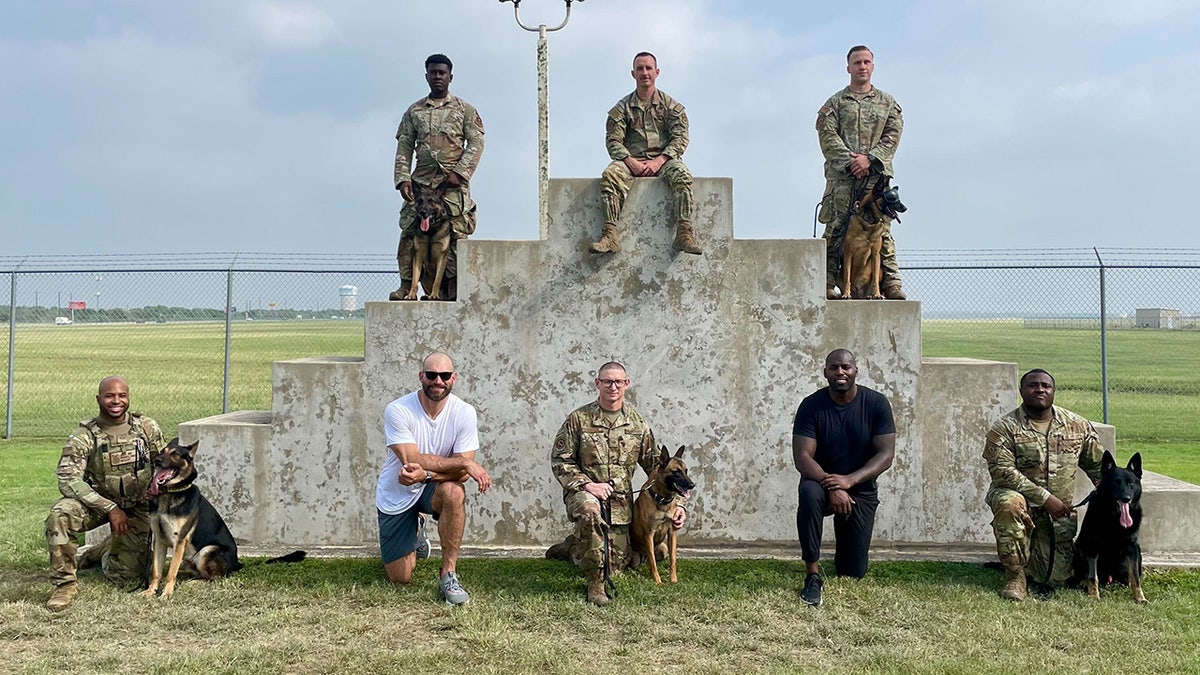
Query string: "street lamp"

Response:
xmin=498 ymin=0 xmax=585 ymax=238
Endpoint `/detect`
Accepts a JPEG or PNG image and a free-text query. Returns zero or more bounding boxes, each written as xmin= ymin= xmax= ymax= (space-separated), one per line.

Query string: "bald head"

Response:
xmin=96 ymin=376 xmax=130 ymax=423
xmin=825 ymin=349 xmax=856 ymax=367
xmin=422 ymin=352 xmax=454 ymax=372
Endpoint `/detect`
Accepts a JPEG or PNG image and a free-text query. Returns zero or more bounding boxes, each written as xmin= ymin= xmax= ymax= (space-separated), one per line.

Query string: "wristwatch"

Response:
xmin=423 ymin=470 xmax=433 ymax=484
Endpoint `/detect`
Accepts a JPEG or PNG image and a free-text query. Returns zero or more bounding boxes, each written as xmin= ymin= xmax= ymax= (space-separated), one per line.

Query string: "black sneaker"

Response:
xmin=800 ymin=573 xmax=823 ymax=607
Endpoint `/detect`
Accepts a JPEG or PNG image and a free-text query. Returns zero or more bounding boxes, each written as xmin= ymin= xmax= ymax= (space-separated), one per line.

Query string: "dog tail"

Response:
xmin=264 ymin=550 xmax=307 ymax=564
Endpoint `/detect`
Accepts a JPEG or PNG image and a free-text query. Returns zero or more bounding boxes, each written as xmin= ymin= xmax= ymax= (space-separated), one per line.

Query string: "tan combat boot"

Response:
xmin=46 ymin=581 xmax=79 ymax=612
xmin=672 ymin=221 xmax=702 ymax=255
xmin=585 ymin=570 xmax=610 ymax=607
xmin=589 ymin=223 xmax=621 ymax=254
xmin=882 ymin=284 xmax=907 ymax=300
xmin=999 ymin=565 xmax=1027 ymax=601
xmin=545 ymin=537 xmax=573 ymax=561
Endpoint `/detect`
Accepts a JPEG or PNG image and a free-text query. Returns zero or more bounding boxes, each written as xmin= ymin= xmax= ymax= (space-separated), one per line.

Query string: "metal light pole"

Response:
xmin=499 ymin=0 xmax=584 ymax=239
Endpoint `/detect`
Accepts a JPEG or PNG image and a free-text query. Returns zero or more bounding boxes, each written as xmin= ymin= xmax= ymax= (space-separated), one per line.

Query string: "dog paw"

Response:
xmin=139 ymin=588 xmax=158 ymax=598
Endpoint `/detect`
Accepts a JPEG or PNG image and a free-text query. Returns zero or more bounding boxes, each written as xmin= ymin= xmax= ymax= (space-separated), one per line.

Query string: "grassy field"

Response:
xmin=2 ymin=439 xmax=1200 ymax=674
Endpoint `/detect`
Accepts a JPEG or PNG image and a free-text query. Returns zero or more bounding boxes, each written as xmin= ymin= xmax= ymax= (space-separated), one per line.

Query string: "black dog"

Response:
xmin=1072 ymin=450 xmax=1146 ymax=603
xmin=141 ymin=439 xmax=305 ymax=599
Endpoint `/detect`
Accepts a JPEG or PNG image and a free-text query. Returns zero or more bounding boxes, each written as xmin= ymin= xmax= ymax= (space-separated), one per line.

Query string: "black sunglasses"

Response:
xmin=423 ymin=371 xmax=454 ymax=382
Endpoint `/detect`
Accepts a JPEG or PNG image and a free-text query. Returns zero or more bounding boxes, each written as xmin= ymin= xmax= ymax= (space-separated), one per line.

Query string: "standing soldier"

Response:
xmin=816 ymin=45 xmax=906 ymax=299
xmin=389 ymin=53 xmax=485 ymax=302
xmin=546 ymin=361 xmax=686 ymax=606
xmin=983 ymin=369 xmax=1104 ymax=600
xmin=593 ymin=51 xmax=701 ymax=256
xmin=44 ymin=376 xmax=167 ymax=611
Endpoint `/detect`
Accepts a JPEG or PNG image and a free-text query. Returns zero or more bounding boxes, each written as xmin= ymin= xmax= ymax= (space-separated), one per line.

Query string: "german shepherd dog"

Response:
xmin=141 ymin=439 xmax=305 ymax=599
xmin=403 ymin=181 xmax=453 ymax=301
xmin=840 ymin=178 xmax=906 ymax=299
xmin=631 ymin=445 xmax=695 ymax=584
xmin=1072 ymin=450 xmax=1146 ymax=603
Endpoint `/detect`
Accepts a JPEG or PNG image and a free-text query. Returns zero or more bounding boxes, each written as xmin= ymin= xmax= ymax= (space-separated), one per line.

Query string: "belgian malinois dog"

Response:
xmin=141 ymin=439 xmax=305 ymax=599
xmin=631 ymin=445 xmax=695 ymax=584
xmin=841 ymin=178 xmax=906 ymax=300
xmin=1072 ymin=450 xmax=1147 ymax=603
xmin=404 ymin=181 xmax=453 ymax=301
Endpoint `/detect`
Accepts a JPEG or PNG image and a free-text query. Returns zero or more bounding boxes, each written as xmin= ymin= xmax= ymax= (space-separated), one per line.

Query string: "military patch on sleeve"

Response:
xmin=554 ymin=436 xmax=566 ymax=450
xmin=473 ymin=112 xmax=484 ymax=131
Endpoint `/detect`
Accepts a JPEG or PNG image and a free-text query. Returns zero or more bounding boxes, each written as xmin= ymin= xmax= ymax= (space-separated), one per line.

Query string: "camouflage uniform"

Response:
xmin=550 ymin=401 xmax=659 ymax=574
xmin=816 ymin=87 xmax=904 ymax=293
xmin=602 ymin=90 xmax=693 ymax=228
xmin=983 ymin=405 xmax=1103 ymax=585
xmin=45 ymin=412 xmax=167 ymax=590
xmin=394 ymin=94 xmax=485 ymax=293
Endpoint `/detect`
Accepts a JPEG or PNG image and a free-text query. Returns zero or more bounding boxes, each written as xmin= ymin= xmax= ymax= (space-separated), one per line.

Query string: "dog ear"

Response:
xmin=167 ymin=436 xmax=181 ymax=449
xmin=658 ymin=444 xmax=670 ymax=465
xmin=1101 ymin=450 xmax=1116 ymax=472
xmin=674 ymin=445 xmax=686 ymax=459
xmin=1127 ymin=452 xmax=1142 ymax=477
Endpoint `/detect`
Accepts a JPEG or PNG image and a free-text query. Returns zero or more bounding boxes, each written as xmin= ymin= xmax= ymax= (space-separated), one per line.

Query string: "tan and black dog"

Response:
xmin=841 ymin=178 xmax=906 ymax=299
xmin=141 ymin=439 xmax=304 ymax=599
xmin=403 ymin=181 xmax=453 ymax=301
xmin=631 ymin=445 xmax=695 ymax=584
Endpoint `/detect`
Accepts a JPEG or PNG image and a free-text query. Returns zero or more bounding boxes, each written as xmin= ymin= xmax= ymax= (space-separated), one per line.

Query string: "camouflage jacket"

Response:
xmin=56 ymin=412 xmax=167 ymax=512
xmin=606 ymin=90 xmax=689 ymax=162
xmin=551 ymin=401 xmax=658 ymax=525
xmin=817 ymin=86 xmax=903 ymax=180
xmin=983 ymin=405 xmax=1103 ymax=507
xmin=394 ymin=94 xmax=485 ymax=188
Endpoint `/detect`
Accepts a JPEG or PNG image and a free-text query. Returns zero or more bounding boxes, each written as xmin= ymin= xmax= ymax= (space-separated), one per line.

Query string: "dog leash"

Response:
xmin=599 ymin=489 xmax=617 ymax=601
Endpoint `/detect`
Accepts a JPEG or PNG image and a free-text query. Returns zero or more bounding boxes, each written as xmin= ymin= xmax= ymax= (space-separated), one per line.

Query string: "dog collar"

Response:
xmin=647 ymin=487 xmax=675 ymax=505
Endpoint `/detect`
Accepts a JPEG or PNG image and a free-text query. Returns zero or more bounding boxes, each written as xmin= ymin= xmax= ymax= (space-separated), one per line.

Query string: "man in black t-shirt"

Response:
xmin=792 ymin=349 xmax=896 ymax=606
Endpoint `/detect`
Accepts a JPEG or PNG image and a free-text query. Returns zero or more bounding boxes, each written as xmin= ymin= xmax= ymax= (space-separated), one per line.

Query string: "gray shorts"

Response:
xmin=378 ymin=483 xmax=437 ymax=564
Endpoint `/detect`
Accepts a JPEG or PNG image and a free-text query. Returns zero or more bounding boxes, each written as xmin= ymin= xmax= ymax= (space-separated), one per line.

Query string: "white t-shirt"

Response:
xmin=375 ymin=391 xmax=480 ymax=515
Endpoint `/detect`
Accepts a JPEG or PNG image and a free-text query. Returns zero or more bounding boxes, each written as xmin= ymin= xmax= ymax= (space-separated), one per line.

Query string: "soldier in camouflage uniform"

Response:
xmin=816 ymin=45 xmax=906 ymax=300
xmin=546 ymin=361 xmax=687 ymax=606
xmin=43 ymin=376 xmax=167 ymax=611
xmin=593 ymin=52 xmax=701 ymax=256
xmin=983 ymin=369 xmax=1103 ymax=601
xmin=389 ymin=53 xmax=485 ymax=302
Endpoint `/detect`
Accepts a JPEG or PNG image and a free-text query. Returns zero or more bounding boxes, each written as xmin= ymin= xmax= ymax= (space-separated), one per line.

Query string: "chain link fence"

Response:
xmin=4 ymin=249 xmax=1200 ymax=446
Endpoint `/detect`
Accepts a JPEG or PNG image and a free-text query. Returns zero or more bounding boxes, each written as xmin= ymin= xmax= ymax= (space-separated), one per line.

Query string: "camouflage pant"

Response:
xmin=45 ymin=498 xmax=150 ymax=589
xmin=987 ymin=488 xmax=1078 ymax=585
xmin=396 ymin=185 xmax=476 ymax=284
xmin=561 ymin=490 xmax=633 ymax=574
xmin=818 ymin=178 xmax=901 ymax=290
xmin=600 ymin=158 xmax=693 ymax=226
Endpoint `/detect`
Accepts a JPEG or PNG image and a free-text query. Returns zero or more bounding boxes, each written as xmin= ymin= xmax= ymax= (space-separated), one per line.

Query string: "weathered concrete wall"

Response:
xmin=180 ymin=177 xmax=1195 ymax=557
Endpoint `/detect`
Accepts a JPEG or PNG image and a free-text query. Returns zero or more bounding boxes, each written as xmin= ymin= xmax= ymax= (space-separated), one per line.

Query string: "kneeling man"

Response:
xmin=376 ymin=352 xmax=492 ymax=605
xmin=793 ymin=349 xmax=896 ymax=607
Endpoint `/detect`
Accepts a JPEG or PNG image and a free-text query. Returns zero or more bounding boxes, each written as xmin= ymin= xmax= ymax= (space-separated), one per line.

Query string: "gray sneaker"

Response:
xmin=415 ymin=514 xmax=431 ymax=560
xmin=439 ymin=571 xmax=470 ymax=605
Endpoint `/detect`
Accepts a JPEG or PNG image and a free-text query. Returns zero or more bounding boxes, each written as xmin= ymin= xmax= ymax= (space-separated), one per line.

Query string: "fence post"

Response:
xmin=1094 ymin=247 xmax=1109 ymax=423
xmin=223 ymin=266 xmax=233 ymax=414
xmin=5 ymin=271 xmax=15 ymax=439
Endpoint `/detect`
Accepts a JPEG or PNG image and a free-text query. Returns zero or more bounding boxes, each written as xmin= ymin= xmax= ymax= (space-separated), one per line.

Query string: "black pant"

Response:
xmin=796 ymin=479 xmax=880 ymax=578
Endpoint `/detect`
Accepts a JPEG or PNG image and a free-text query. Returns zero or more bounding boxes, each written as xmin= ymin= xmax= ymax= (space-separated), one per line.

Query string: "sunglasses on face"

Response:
xmin=597 ymin=379 xmax=628 ymax=388
xmin=424 ymin=371 xmax=454 ymax=382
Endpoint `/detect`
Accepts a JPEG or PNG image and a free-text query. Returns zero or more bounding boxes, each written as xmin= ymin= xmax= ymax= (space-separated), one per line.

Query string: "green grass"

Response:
xmin=2 ymin=321 xmax=363 ymax=439
xmin=3 ymin=439 xmax=1200 ymax=673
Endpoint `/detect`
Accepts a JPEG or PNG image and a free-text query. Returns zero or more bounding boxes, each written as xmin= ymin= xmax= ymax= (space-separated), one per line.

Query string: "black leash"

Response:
xmin=599 ymin=487 xmax=616 ymax=601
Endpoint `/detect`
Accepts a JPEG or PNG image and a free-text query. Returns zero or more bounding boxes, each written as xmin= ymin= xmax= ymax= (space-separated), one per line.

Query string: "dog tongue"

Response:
xmin=1119 ymin=502 xmax=1133 ymax=528
xmin=679 ymin=490 xmax=691 ymax=500
xmin=147 ymin=468 xmax=174 ymax=497
xmin=420 ymin=216 xmax=431 ymax=233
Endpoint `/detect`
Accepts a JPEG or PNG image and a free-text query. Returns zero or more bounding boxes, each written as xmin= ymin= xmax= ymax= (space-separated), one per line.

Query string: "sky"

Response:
xmin=3 ymin=0 xmax=1200 ymax=257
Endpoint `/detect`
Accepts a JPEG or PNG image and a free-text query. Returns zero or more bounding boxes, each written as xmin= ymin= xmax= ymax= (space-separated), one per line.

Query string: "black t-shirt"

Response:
xmin=792 ymin=385 xmax=895 ymax=489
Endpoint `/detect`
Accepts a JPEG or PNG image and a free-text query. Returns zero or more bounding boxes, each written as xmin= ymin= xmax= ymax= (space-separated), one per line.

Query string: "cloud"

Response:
xmin=246 ymin=2 xmax=338 ymax=49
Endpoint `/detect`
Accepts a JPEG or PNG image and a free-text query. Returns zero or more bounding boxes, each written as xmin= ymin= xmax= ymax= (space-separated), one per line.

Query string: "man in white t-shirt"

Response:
xmin=376 ymin=352 xmax=492 ymax=605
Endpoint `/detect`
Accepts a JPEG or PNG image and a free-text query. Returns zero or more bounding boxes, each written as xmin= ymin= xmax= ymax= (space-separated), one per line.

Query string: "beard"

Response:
xmin=422 ymin=381 xmax=452 ymax=401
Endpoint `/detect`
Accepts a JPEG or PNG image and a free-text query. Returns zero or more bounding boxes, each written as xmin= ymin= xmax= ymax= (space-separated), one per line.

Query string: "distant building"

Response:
xmin=339 ymin=285 xmax=359 ymax=312
xmin=1135 ymin=308 xmax=1181 ymax=329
